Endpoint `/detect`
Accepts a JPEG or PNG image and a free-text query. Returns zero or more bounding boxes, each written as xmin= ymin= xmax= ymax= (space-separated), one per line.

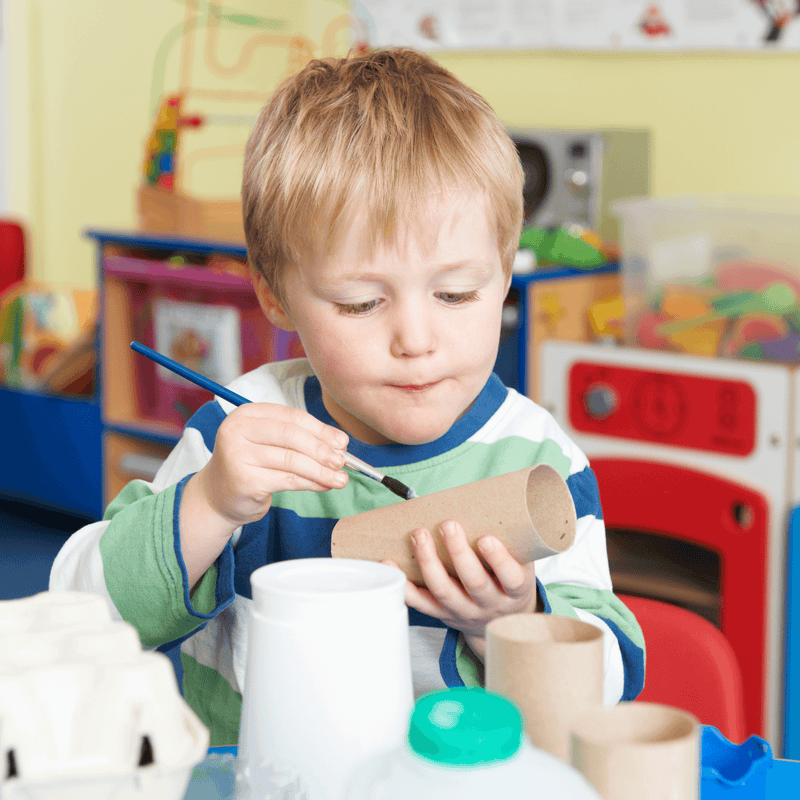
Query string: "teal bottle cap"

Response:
xmin=407 ymin=688 xmax=524 ymax=766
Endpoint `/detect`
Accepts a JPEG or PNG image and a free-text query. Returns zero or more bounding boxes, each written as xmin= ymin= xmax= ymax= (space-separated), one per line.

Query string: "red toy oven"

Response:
xmin=540 ymin=340 xmax=793 ymax=753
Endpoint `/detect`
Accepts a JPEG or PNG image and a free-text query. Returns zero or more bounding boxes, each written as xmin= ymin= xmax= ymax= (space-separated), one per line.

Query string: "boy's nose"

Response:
xmin=390 ymin=304 xmax=435 ymax=358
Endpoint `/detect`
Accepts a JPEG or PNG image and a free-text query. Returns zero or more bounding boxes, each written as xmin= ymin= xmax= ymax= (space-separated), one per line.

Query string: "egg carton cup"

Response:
xmin=0 ymin=592 xmax=209 ymax=800
xmin=0 ymin=592 xmax=114 ymax=637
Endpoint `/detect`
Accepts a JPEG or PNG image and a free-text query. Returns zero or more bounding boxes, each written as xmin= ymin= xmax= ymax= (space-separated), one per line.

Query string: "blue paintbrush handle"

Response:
xmin=129 ymin=341 xmax=417 ymax=499
xmin=130 ymin=341 xmax=251 ymax=407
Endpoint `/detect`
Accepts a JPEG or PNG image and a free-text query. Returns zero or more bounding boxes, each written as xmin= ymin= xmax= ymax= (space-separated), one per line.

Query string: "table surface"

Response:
xmin=183 ymin=747 xmax=800 ymax=799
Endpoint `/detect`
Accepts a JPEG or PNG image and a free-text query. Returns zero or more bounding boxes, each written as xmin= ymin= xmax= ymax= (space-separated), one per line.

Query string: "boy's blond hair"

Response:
xmin=242 ymin=47 xmax=524 ymax=308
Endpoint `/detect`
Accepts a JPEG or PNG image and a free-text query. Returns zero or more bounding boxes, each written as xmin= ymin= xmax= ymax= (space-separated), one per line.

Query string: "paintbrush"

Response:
xmin=130 ymin=341 xmax=418 ymax=500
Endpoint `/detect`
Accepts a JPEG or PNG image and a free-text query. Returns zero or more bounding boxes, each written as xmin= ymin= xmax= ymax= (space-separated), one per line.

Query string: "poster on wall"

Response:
xmin=352 ymin=0 xmax=800 ymax=51
xmin=153 ymin=299 xmax=242 ymax=388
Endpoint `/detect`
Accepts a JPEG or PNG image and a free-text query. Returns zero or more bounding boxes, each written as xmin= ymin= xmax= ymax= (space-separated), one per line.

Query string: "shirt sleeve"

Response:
xmin=537 ymin=466 xmax=645 ymax=705
xmin=49 ymin=404 xmax=236 ymax=647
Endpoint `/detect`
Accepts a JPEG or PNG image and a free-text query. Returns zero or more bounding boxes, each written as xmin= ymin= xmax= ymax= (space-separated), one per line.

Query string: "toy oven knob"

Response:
xmin=583 ymin=383 xmax=618 ymax=420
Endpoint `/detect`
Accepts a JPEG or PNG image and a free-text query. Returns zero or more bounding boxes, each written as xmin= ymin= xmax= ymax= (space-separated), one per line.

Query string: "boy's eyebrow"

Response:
xmin=322 ymin=272 xmax=389 ymax=286
xmin=434 ymin=260 xmax=496 ymax=276
xmin=325 ymin=261 xmax=496 ymax=285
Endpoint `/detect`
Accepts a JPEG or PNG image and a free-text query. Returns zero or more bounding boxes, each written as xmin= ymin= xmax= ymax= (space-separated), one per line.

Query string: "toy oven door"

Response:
xmin=592 ymin=456 xmax=769 ymax=740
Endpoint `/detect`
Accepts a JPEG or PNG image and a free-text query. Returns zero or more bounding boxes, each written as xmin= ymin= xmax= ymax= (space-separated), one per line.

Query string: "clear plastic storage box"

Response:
xmin=612 ymin=196 xmax=800 ymax=363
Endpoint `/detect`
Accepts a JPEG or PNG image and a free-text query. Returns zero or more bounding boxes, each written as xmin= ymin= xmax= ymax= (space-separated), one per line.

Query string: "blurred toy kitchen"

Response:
xmin=3 ymin=0 xmax=800 ymax=763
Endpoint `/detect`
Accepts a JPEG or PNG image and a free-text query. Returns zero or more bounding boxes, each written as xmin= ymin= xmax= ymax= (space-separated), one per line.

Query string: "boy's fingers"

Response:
xmin=236 ymin=403 xmax=348 ymax=456
xmin=247 ymin=421 xmax=347 ymax=469
xmin=224 ymin=409 xmax=347 ymax=482
xmin=404 ymin=583 xmax=450 ymax=621
xmin=412 ymin=527 xmax=475 ymax=616
xmin=476 ymin=535 xmax=535 ymax=600
xmin=439 ymin=521 xmax=504 ymax=605
xmin=242 ymin=445 xmax=346 ymax=491
xmin=379 ymin=559 xmax=448 ymax=619
xmin=262 ymin=472 xmax=341 ymax=494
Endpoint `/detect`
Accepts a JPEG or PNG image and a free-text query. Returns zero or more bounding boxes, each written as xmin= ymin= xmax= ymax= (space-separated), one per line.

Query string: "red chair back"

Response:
xmin=0 ymin=220 xmax=25 ymax=296
xmin=620 ymin=593 xmax=747 ymax=742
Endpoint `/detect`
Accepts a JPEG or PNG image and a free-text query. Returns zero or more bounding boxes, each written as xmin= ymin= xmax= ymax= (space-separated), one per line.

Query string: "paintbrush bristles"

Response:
xmin=380 ymin=475 xmax=417 ymax=501
xmin=343 ymin=453 xmax=417 ymax=500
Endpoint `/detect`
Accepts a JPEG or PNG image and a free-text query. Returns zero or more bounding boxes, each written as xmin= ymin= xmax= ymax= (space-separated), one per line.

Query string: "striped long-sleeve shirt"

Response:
xmin=50 ymin=358 xmax=645 ymax=746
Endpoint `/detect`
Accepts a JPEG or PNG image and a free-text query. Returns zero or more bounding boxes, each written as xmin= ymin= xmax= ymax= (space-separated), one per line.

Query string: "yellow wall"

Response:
xmin=3 ymin=1 xmax=799 ymax=290
xmin=2 ymin=0 xmax=350 ymax=289
xmin=436 ymin=50 xmax=800 ymax=197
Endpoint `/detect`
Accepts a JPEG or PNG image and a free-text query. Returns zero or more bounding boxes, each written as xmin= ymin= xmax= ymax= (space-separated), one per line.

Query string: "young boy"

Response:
xmin=51 ymin=47 xmax=644 ymax=746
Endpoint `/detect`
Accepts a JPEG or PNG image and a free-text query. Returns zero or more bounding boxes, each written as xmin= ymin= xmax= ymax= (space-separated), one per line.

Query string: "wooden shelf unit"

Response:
xmin=87 ymin=229 xmax=302 ymax=509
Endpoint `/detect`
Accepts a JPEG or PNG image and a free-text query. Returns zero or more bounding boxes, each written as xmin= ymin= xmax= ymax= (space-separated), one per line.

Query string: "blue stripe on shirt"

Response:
xmin=303 ymin=373 xmax=510 ymax=467
xmin=186 ymin=401 xmax=227 ymax=454
xmin=173 ymin=473 xmax=235 ymax=617
xmin=440 ymin=628 xmax=464 ymax=688
xmin=597 ymin=615 xmax=646 ymax=701
xmin=567 ymin=466 xmax=604 ymax=521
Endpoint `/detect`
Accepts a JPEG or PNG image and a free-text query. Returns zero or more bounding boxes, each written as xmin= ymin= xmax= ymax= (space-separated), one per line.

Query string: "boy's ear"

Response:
xmin=251 ymin=268 xmax=296 ymax=332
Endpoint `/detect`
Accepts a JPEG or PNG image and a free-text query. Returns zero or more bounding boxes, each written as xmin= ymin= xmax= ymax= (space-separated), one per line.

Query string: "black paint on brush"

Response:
xmin=381 ymin=475 xmax=417 ymax=501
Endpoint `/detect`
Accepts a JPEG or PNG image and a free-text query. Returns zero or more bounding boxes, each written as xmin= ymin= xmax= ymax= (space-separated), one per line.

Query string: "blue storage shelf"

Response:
xmin=0 ymin=386 xmax=102 ymax=521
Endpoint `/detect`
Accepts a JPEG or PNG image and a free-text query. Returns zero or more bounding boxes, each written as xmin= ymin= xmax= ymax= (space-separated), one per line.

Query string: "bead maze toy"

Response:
xmin=142 ymin=95 xmax=204 ymax=193
xmin=137 ymin=94 xmax=246 ymax=242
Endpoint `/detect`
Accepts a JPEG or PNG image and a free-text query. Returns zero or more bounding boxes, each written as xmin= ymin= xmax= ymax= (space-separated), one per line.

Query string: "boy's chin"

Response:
xmin=367 ymin=418 xmax=455 ymax=447
xmin=362 ymin=402 xmax=476 ymax=446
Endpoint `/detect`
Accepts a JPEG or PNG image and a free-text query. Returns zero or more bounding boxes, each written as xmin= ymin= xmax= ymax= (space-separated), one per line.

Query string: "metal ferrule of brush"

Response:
xmin=343 ymin=453 xmax=385 ymax=482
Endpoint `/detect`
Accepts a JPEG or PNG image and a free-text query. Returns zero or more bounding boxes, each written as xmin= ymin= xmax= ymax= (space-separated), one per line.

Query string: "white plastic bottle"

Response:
xmin=343 ymin=687 xmax=602 ymax=800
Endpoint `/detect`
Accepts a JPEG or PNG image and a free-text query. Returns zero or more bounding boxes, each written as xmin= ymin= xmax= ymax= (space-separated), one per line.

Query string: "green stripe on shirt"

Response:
xmin=181 ymin=653 xmax=242 ymax=746
xmin=99 ymin=481 xmax=218 ymax=646
xmin=545 ymin=583 xmax=646 ymax=652
xmin=271 ymin=437 xmax=573 ymax=520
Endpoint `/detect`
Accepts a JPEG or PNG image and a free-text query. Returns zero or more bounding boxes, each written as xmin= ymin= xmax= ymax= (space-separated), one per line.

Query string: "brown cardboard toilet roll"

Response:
xmin=330 ymin=464 xmax=576 ymax=586
xmin=485 ymin=613 xmax=604 ymax=762
xmin=570 ymin=702 xmax=700 ymax=800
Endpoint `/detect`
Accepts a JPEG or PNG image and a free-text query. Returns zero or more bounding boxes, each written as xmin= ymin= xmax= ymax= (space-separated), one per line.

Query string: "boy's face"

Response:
xmin=255 ymin=191 xmax=510 ymax=446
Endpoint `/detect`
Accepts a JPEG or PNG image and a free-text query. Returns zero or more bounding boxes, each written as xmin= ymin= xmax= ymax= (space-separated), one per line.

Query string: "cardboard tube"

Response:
xmin=485 ymin=613 xmax=604 ymax=762
xmin=570 ymin=702 xmax=700 ymax=800
xmin=330 ymin=464 xmax=576 ymax=586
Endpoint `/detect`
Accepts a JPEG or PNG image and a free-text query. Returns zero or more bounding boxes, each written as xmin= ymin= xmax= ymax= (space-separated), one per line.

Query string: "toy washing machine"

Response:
xmin=539 ymin=340 xmax=800 ymax=756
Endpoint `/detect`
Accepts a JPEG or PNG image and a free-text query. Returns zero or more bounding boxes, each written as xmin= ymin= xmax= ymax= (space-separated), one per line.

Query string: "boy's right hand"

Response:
xmin=195 ymin=403 xmax=350 ymax=529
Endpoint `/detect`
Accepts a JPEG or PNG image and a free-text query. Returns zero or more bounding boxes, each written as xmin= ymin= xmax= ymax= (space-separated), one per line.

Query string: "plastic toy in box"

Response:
xmin=518 ymin=224 xmax=616 ymax=269
xmin=613 ymin=195 xmax=800 ymax=363
xmin=630 ymin=259 xmax=800 ymax=362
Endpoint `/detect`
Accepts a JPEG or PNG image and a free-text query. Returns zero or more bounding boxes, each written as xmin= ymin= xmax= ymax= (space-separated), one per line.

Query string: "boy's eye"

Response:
xmin=437 ymin=290 xmax=480 ymax=305
xmin=335 ymin=299 xmax=382 ymax=316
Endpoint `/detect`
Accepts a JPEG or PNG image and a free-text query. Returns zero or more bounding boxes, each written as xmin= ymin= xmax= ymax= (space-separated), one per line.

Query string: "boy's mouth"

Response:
xmin=390 ymin=381 xmax=440 ymax=392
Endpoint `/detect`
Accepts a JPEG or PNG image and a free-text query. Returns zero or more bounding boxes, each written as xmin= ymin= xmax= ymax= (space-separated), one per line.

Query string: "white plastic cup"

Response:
xmin=236 ymin=559 xmax=413 ymax=800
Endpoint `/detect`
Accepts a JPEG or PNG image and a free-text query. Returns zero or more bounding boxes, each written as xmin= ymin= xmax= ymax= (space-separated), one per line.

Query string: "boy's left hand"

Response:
xmin=382 ymin=519 xmax=541 ymax=660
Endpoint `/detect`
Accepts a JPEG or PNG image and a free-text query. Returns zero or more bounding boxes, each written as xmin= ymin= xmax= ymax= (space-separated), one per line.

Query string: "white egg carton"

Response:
xmin=0 ymin=591 xmax=209 ymax=800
